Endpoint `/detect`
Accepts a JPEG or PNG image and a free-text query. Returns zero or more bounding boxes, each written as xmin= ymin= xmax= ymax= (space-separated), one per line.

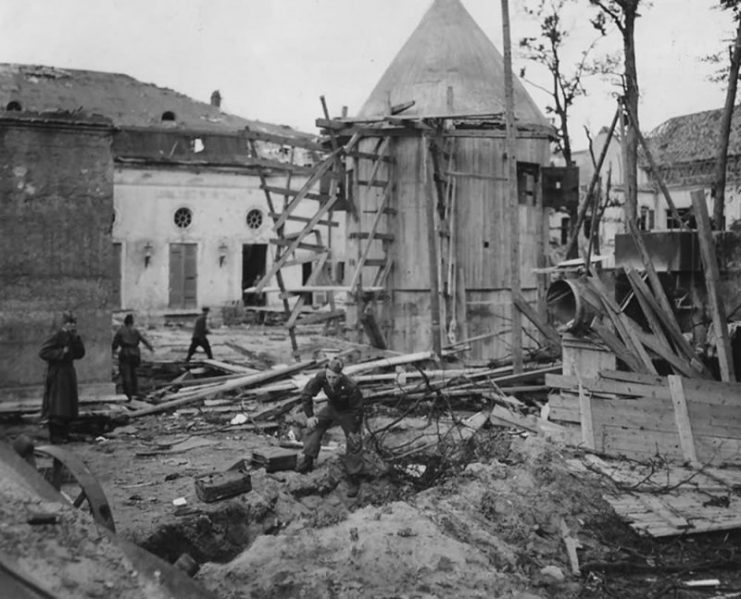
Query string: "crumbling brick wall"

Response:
xmin=0 ymin=113 xmax=114 ymax=396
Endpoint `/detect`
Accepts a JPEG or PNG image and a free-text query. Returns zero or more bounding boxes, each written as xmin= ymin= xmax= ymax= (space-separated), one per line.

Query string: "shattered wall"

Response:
xmin=0 ymin=113 xmax=114 ymax=397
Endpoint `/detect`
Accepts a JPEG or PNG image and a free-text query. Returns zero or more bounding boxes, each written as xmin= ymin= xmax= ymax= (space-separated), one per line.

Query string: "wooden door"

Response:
xmin=169 ymin=243 xmax=198 ymax=308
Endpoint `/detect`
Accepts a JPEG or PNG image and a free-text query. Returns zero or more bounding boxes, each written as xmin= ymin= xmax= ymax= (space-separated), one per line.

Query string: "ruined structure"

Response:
xmin=0 ymin=112 xmax=115 ymax=401
xmin=344 ymin=0 xmax=554 ymax=358
xmin=0 ymin=64 xmax=327 ymax=317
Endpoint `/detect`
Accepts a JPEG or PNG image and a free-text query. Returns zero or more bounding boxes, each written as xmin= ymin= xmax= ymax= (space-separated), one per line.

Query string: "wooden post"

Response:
xmin=620 ymin=102 xmax=631 ymax=232
xmin=691 ymin=189 xmax=735 ymax=382
xmin=423 ymin=136 xmax=442 ymax=355
xmin=712 ymin=19 xmax=741 ymax=228
xmin=501 ymin=0 xmax=522 ymax=372
xmin=623 ymin=102 xmax=684 ymax=230
xmin=667 ymin=375 xmax=699 ymax=466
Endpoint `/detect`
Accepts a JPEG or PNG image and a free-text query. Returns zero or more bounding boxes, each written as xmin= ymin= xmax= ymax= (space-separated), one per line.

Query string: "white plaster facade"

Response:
xmin=112 ymin=166 xmax=346 ymax=315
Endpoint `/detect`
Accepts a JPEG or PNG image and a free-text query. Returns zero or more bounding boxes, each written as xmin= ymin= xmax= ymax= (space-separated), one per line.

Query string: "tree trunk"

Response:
xmin=712 ymin=18 xmax=741 ymax=230
xmin=622 ymin=5 xmax=639 ymax=229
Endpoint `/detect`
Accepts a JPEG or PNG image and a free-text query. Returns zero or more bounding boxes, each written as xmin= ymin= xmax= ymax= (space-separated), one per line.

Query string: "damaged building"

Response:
xmin=0 ymin=111 xmax=115 ymax=402
xmin=0 ymin=63 xmax=337 ymax=319
xmin=252 ymin=0 xmax=556 ymax=360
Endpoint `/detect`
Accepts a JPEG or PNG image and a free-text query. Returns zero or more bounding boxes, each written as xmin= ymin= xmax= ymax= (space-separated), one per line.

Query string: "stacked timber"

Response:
xmin=124 ymin=352 xmax=560 ymax=425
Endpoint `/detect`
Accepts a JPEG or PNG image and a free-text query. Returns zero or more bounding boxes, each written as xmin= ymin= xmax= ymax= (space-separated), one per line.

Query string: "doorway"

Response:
xmin=242 ymin=244 xmax=267 ymax=306
xmin=169 ymin=243 xmax=198 ymax=308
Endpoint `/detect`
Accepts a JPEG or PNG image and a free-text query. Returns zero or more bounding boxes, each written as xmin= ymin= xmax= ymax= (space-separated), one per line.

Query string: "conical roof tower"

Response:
xmin=358 ymin=0 xmax=547 ymax=126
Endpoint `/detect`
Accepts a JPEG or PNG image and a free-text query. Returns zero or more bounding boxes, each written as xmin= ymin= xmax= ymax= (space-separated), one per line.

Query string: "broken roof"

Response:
xmin=0 ymin=63 xmax=306 ymax=138
xmin=357 ymin=0 xmax=548 ymax=126
xmin=646 ymin=104 xmax=741 ymax=166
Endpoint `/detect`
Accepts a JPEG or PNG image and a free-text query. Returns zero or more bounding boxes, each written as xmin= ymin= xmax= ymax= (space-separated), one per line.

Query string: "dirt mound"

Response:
xmin=197 ymin=435 xmax=613 ymax=598
xmin=199 ymin=500 xmax=540 ymax=599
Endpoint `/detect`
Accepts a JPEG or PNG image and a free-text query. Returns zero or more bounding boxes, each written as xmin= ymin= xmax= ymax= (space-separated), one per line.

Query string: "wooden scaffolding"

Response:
xmin=244 ymin=125 xmax=396 ymax=358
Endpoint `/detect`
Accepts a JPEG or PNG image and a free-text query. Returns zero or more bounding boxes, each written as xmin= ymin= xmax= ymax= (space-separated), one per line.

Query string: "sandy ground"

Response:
xmin=6 ymin=322 xmax=741 ymax=598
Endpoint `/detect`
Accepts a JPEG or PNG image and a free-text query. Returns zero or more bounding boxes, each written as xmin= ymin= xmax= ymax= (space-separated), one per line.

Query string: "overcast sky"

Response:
xmin=0 ymin=0 xmax=733 ymax=148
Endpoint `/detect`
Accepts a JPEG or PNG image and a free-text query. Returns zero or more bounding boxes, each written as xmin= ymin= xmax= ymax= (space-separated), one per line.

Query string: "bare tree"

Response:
xmin=710 ymin=0 xmax=741 ymax=228
xmin=519 ymin=0 xmax=617 ymax=166
xmin=519 ymin=0 xmax=618 ymax=254
xmin=589 ymin=0 xmax=643 ymax=228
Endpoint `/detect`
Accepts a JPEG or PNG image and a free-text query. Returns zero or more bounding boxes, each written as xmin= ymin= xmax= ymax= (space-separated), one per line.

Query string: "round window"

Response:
xmin=174 ymin=207 xmax=193 ymax=229
xmin=246 ymin=209 xmax=264 ymax=230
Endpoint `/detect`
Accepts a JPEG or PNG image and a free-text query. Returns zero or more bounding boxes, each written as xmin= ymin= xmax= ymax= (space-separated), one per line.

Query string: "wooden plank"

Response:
xmin=267 ymin=211 xmax=339 ymax=227
xmin=599 ymin=369 xmax=665 ymax=386
xmin=129 ymin=360 xmax=317 ymax=418
xmin=546 ymin=373 xmax=672 ymax=399
xmin=269 ymin=150 xmax=341 ymax=233
xmin=625 ymin=321 xmax=697 ymax=378
xmin=242 ymin=157 xmax=318 ymax=175
xmin=286 ymin=251 xmax=329 ymax=329
xmin=356 ymin=179 xmax=388 ymax=188
xmin=590 ymin=321 xmax=645 ymax=373
xmin=623 ymin=268 xmax=678 ymax=360
xmin=578 ymin=383 xmax=595 ymax=450
xmin=247 ymin=135 xmax=299 ymax=356
xmin=625 ymin=219 xmax=711 ymax=378
xmin=636 ymin=494 xmax=691 ymax=529
xmin=555 ymin=390 xmax=741 ymax=438
xmin=262 ymin=185 xmax=326 ymax=202
xmin=294 ymin=309 xmax=345 ymax=326
xmin=257 ymin=192 xmax=341 ymax=290
xmin=200 ymin=359 xmax=259 ymax=375
xmin=444 ymin=170 xmax=507 ymax=181
xmin=586 ymin=277 xmax=657 ymax=374
xmin=601 ymin=425 xmax=684 ymax=460
xmin=489 ymin=364 xmax=562 ymax=386
xmin=269 ymin=239 xmax=326 ymax=251
xmin=691 ymin=189 xmax=735 ymax=382
xmin=348 ymin=231 xmax=395 ymax=241
xmin=281 ymin=252 xmax=330 ymax=268
xmin=667 ymin=375 xmax=699 ymax=465
xmin=512 ymin=292 xmax=560 ymax=347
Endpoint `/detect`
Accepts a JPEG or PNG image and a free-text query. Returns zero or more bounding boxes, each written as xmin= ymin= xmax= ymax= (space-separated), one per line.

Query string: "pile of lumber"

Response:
xmin=543 ymin=196 xmax=741 ymax=464
xmin=124 ymin=352 xmax=560 ymax=425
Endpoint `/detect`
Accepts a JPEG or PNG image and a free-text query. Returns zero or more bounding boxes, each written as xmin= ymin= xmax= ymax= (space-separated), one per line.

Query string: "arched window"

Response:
xmin=161 ymin=110 xmax=176 ymax=122
xmin=6 ymin=101 xmax=22 ymax=111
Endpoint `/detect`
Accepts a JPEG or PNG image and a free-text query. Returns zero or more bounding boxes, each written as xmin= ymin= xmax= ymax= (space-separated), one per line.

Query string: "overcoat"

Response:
xmin=40 ymin=329 xmax=85 ymax=420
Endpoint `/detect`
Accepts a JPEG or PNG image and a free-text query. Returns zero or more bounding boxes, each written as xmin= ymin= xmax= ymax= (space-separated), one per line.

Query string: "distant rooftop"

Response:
xmin=0 ymin=63 xmax=308 ymax=138
xmin=646 ymin=105 xmax=741 ymax=166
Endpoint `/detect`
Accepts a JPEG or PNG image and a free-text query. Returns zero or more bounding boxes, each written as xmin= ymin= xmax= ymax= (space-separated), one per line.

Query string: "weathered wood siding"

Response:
xmin=347 ymin=131 xmax=550 ymax=359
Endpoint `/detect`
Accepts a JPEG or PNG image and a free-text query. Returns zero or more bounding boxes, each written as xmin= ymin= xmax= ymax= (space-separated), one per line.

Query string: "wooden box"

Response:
xmin=194 ymin=471 xmax=252 ymax=503
xmin=251 ymin=446 xmax=298 ymax=473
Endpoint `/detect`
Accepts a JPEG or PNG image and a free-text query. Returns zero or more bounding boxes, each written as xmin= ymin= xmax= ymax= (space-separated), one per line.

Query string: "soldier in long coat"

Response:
xmin=40 ymin=311 xmax=85 ymax=443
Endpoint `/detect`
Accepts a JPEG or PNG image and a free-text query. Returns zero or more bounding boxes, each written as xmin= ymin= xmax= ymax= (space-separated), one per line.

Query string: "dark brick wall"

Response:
xmin=0 ymin=114 xmax=114 ymax=392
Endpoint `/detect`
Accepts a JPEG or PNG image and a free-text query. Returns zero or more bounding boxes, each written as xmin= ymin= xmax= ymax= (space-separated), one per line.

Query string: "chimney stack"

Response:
xmin=210 ymin=90 xmax=221 ymax=108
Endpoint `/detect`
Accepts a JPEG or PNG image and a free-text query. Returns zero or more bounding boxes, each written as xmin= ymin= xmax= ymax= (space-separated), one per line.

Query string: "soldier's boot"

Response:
xmin=296 ymin=455 xmax=314 ymax=474
xmin=346 ymin=474 xmax=360 ymax=498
